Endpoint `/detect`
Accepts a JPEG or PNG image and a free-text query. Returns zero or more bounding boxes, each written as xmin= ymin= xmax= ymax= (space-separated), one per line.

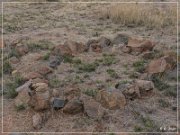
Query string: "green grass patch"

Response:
xmin=78 ymin=62 xmax=98 ymax=72
xmin=106 ymin=69 xmax=119 ymax=78
xmin=49 ymin=78 xmax=61 ymax=88
xmin=102 ymin=53 xmax=117 ymax=66
xmin=83 ymin=89 xmax=98 ymax=97
xmin=16 ymin=104 xmax=26 ymax=111
xmin=43 ymin=52 xmax=50 ymax=60
xmin=3 ymin=60 xmax=12 ymax=74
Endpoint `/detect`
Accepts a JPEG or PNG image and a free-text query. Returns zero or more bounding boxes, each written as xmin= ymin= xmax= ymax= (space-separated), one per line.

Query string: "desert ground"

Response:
xmin=0 ymin=0 xmax=179 ymax=135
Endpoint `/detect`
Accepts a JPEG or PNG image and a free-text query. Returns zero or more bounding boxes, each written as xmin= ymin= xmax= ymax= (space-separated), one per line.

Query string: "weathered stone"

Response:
xmin=112 ymin=33 xmax=129 ymax=45
xmin=64 ymin=40 xmax=86 ymax=55
xmin=32 ymin=83 xmax=49 ymax=92
xmin=32 ymin=113 xmax=43 ymax=129
xmin=127 ymin=38 xmax=155 ymax=53
xmin=49 ymin=55 xmax=63 ymax=68
xmin=15 ymin=89 xmax=30 ymax=108
xmin=52 ymin=98 xmax=65 ymax=110
xmin=51 ymin=44 xmax=72 ymax=56
xmin=82 ymin=96 xmax=105 ymax=119
xmin=96 ymin=89 xmax=126 ymax=110
xmin=22 ymin=72 xmax=43 ymax=81
xmin=63 ymin=98 xmax=83 ymax=114
xmin=64 ymin=86 xmax=81 ymax=100
xmin=9 ymin=56 xmax=19 ymax=65
xmin=146 ymin=56 xmax=175 ymax=74
xmin=15 ymin=80 xmax=32 ymax=93
xmin=135 ymin=79 xmax=154 ymax=91
xmin=15 ymin=45 xmax=28 ymax=56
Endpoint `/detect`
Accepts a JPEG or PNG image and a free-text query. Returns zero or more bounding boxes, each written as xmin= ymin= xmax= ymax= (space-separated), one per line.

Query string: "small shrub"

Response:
xmin=102 ymin=53 xmax=117 ymax=66
xmin=73 ymin=75 xmax=84 ymax=84
xmin=16 ymin=104 xmax=26 ymax=111
xmin=152 ymin=75 xmax=170 ymax=91
xmin=134 ymin=125 xmax=143 ymax=132
xmin=49 ymin=78 xmax=61 ymax=88
xmin=83 ymin=89 xmax=98 ymax=97
xmin=78 ymin=62 xmax=98 ymax=72
xmin=27 ymin=40 xmax=53 ymax=51
xmin=106 ymin=69 xmax=119 ymax=78
xmin=4 ymin=75 xmax=24 ymax=98
xmin=164 ymin=85 xmax=177 ymax=98
xmin=43 ymin=52 xmax=50 ymax=60
xmin=72 ymin=58 xmax=82 ymax=65
xmin=63 ymin=55 xmax=73 ymax=63
xmin=141 ymin=116 xmax=158 ymax=131
xmin=3 ymin=60 xmax=12 ymax=74
xmin=133 ymin=60 xmax=146 ymax=73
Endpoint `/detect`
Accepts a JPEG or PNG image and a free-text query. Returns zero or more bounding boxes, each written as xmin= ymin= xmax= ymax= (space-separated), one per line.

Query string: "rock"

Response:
xmin=112 ymin=33 xmax=129 ymax=45
xmin=15 ymin=80 xmax=32 ymax=92
xmin=52 ymin=98 xmax=65 ymax=110
xmin=82 ymin=96 xmax=105 ymax=119
xmin=96 ymin=89 xmax=126 ymax=110
xmin=49 ymin=55 xmax=63 ymax=68
xmin=51 ymin=44 xmax=72 ymax=56
xmin=135 ymin=79 xmax=154 ymax=91
xmin=36 ymin=65 xmax=53 ymax=75
xmin=29 ymin=83 xmax=50 ymax=111
xmin=22 ymin=72 xmax=43 ymax=81
xmin=9 ymin=56 xmax=19 ymax=65
xmin=64 ymin=86 xmax=81 ymax=100
xmin=98 ymin=36 xmax=111 ymax=47
xmin=32 ymin=113 xmax=43 ymax=129
xmin=115 ymin=82 xmax=131 ymax=91
xmin=15 ymin=89 xmax=30 ymax=108
xmin=123 ymin=80 xmax=154 ymax=99
xmin=63 ymin=98 xmax=83 ymax=114
xmin=146 ymin=56 xmax=175 ymax=74
xmin=52 ymin=89 xmax=60 ymax=97
xmin=86 ymin=39 xmax=97 ymax=50
xmin=127 ymin=38 xmax=155 ymax=53
xmin=64 ymin=40 xmax=86 ymax=55
xmin=15 ymin=45 xmax=28 ymax=56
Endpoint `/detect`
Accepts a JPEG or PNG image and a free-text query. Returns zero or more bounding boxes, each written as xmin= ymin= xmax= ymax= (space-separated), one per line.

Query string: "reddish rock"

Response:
xmin=36 ymin=65 xmax=53 ymax=75
xmin=63 ymin=98 xmax=83 ymax=114
xmin=146 ymin=56 xmax=175 ymax=74
xmin=22 ymin=72 xmax=43 ymax=81
xmin=64 ymin=85 xmax=81 ymax=100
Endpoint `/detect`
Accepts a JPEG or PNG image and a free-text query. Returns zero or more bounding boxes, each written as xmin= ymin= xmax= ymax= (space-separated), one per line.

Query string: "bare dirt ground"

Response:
xmin=0 ymin=1 xmax=179 ymax=135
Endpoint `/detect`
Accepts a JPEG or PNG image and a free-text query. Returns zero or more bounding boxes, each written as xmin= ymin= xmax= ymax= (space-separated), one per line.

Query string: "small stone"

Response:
xmin=52 ymin=98 xmax=65 ymax=110
xmin=91 ymin=43 xmax=102 ymax=53
xmin=51 ymin=44 xmax=72 ymax=56
xmin=49 ymin=55 xmax=63 ymax=68
xmin=63 ymin=98 xmax=83 ymax=114
xmin=32 ymin=113 xmax=43 ymax=129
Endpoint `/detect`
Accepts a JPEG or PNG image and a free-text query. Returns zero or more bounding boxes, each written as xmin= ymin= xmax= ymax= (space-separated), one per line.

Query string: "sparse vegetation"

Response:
xmin=158 ymin=99 xmax=170 ymax=108
xmin=49 ymin=78 xmax=61 ymax=88
xmin=133 ymin=60 xmax=146 ymax=73
xmin=102 ymin=53 xmax=117 ymax=66
xmin=4 ymin=75 xmax=24 ymax=98
xmin=83 ymin=89 xmax=98 ymax=97
xmin=106 ymin=69 xmax=119 ymax=78
xmin=3 ymin=60 xmax=12 ymax=74
xmin=134 ymin=125 xmax=143 ymax=132
xmin=16 ymin=104 xmax=26 ymax=111
xmin=78 ymin=62 xmax=98 ymax=72
xmin=152 ymin=75 xmax=170 ymax=91
xmin=27 ymin=40 xmax=53 ymax=51
xmin=43 ymin=52 xmax=50 ymax=60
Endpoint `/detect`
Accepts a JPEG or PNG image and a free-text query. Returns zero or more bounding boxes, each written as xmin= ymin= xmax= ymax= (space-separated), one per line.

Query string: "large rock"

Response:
xmin=15 ymin=45 xmax=28 ymax=56
xmin=82 ymin=96 xmax=105 ymax=119
xmin=146 ymin=56 xmax=176 ymax=74
xmin=63 ymin=98 xmax=83 ymax=114
xmin=32 ymin=113 xmax=43 ymax=129
xmin=64 ymin=40 xmax=86 ymax=55
xmin=126 ymin=38 xmax=155 ymax=53
xmin=96 ymin=89 xmax=126 ymax=110
xmin=29 ymin=83 xmax=50 ymax=111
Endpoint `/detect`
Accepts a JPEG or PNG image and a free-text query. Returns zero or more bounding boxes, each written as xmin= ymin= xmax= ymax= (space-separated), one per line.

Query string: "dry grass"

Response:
xmin=102 ymin=3 xmax=177 ymax=28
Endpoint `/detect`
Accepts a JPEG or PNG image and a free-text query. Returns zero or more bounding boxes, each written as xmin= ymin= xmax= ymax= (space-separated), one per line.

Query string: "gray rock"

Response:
xmin=15 ymin=80 xmax=32 ymax=93
xmin=49 ymin=55 xmax=63 ymax=68
xmin=52 ymin=98 xmax=66 ymax=110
